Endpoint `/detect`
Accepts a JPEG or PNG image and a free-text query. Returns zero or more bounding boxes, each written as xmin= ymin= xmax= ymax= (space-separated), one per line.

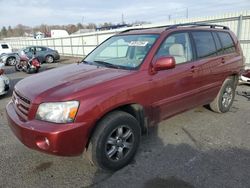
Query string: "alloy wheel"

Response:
xmin=222 ymin=86 xmax=233 ymax=108
xmin=8 ymin=57 xmax=16 ymax=66
xmin=105 ymin=125 xmax=134 ymax=161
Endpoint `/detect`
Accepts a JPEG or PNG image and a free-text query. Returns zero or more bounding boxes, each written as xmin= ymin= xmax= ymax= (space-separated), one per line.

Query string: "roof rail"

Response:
xmin=119 ymin=28 xmax=146 ymax=33
xmin=119 ymin=24 xmax=173 ymax=33
xmin=120 ymin=22 xmax=229 ymax=34
xmin=166 ymin=23 xmax=229 ymax=30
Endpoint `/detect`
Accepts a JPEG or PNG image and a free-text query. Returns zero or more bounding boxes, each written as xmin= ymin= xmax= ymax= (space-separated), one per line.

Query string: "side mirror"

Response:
xmin=153 ymin=56 xmax=176 ymax=72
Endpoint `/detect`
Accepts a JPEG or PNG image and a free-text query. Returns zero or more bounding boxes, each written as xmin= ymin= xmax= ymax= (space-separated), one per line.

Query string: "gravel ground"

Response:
xmin=0 ymin=58 xmax=250 ymax=188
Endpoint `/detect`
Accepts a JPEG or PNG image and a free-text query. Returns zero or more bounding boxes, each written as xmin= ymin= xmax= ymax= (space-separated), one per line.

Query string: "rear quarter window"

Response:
xmin=217 ymin=32 xmax=236 ymax=54
xmin=1 ymin=44 xmax=9 ymax=49
xmin=36 ymin=47 xmax=47 ymax=52
xmin=212 ymin=32 xmax=224 ymax=55
xmin=192 ymin=31 xmax=217 ymax=59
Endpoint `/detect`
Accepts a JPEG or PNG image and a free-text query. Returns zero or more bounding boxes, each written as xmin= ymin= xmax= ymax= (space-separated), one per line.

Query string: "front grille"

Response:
xmin=12 ymin=90 xmax=31 ymax=121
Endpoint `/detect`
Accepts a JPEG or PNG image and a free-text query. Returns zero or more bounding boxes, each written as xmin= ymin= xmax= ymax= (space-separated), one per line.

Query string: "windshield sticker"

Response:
xmin=128 ymin=41 xmax=148 ymax=47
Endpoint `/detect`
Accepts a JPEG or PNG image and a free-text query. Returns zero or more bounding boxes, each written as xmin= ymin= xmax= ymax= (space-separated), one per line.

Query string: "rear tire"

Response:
xmin=87 ymin=111 xmax=141 ymax=171
xmin=45 ymin=55 xmax=54 ymax=63
xmin=209 ymin=77 xmax=236 ymax=113
xmin=7 ymin=57 xmax=17 ymax=66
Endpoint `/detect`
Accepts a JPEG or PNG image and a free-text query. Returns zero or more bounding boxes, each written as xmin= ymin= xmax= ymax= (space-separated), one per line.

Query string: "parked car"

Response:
xmin=0 ymin=62 xmax=9 ymax=96
xmin=20 ymin=46 xmax=60 ymax=63
xmin=0 ymin=43 xmax=12 ymax=55
xmin=0 ymin=52 xmax=20 ymax=66
xmin=6 ymin=23 xmax=245 ymax=171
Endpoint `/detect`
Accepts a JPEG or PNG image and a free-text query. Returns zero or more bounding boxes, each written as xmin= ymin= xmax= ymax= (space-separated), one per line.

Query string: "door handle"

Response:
xmin=190 ymin=66 xmax=197 ymax=73
xmin=221 ymin=57 xmax=226 ymax=64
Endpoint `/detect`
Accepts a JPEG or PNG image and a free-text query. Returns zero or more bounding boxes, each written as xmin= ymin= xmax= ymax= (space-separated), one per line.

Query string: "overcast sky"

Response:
xmin=0 ymin=0 xmax=249 ymax=27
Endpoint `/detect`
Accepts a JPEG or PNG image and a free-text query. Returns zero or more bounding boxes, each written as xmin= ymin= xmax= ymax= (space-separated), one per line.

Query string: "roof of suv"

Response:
xmin=119 ymin=23 xmax=230 ymax=35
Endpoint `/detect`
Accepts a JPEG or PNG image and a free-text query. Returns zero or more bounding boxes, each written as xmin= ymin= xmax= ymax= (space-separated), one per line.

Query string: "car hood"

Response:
xmin=15 ymin=64 xmax=133 ymax=103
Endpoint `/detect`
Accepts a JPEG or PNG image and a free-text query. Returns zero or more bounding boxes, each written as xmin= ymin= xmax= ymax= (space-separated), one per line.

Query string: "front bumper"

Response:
xmin=54 ymin=53 xmax=60 ymax=60
xmin=6 ymin=101 xmax=92 ymax=156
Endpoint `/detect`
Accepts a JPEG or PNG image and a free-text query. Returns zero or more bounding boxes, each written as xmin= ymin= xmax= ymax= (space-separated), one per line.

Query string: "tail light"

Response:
xmin=32 ymin=59 xmax=40 ymax=67
xmin=0 ymin=69 xmax=4 ymax=75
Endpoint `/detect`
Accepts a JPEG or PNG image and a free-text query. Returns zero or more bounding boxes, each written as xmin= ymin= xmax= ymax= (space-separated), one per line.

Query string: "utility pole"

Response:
xmin=122 ymin=13 xmax=125 ymax=24
xmin=82 ymin=16 xmax=84 ymax=27
xmin=168 ymin=15 xmax=171 ymax=21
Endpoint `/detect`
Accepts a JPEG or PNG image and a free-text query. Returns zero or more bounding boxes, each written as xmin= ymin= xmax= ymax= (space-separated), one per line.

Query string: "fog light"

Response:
xmin=36 ymin=137 xmax=50 ymax=150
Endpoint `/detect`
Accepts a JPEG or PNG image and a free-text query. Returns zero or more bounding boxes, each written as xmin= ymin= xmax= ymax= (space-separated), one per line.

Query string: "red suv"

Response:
xmin=6 ymin=23 xmax=245 ymax=171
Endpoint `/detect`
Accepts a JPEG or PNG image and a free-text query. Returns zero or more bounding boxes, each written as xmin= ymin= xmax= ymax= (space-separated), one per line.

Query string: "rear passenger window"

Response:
xmin=192 ymin=32 xmax=217 ymax=59
xmin=217 ymin=32 xmax=236 ymax=54
xmin=1 ymin=44 xmax=9 ymax=49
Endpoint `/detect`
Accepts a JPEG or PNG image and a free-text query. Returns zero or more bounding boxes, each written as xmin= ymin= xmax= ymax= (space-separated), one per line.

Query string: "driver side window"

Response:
xmin=156 ymin=32 xmax=193 ymax=64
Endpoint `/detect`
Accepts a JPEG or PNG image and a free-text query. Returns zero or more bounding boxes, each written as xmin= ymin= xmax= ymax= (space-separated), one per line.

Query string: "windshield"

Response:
xmin=84 ymin=34 xmax=159 ymax=70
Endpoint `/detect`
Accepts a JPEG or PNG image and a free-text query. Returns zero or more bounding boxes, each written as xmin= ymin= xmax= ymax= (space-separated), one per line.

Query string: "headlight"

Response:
xmin=36 ymin=101 xmax=79 ymax=123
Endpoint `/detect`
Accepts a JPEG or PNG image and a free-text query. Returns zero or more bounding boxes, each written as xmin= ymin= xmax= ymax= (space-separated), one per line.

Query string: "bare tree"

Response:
xmin=1 ymin=26 xmax=7 ymax=38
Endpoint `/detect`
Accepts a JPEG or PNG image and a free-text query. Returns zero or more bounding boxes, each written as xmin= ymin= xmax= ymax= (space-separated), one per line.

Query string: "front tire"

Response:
xmin=209 ymin=77 xmax=236 ymax=113
xmin=87 ymin=111 xmax=141 ymax=171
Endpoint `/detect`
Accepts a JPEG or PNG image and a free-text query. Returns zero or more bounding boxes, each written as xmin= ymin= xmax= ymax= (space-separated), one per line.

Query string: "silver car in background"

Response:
xmin=0 ymin=46 xmax=60 ymax=66
xmin=0 ymin=53 xmax=20 ymax=66
xmin=21 ymin=46 xmax=60 ymax=63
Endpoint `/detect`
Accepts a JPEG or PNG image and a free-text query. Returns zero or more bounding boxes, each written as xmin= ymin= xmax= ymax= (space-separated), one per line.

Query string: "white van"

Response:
xmin=51 ymin=30 xmax=69 ymax=38
xmin=0 ymin=43 xmax=12 ymax=55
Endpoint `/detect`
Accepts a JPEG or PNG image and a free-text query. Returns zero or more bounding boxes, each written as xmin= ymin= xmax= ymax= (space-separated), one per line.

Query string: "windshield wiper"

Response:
xmin=93 ymin=60 xmax=121 ymax=69
xmin=81 ymin=60 xmax=91 ymax=64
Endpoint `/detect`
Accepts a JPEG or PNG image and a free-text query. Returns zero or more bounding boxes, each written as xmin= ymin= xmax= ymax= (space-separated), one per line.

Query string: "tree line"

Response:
xmin=0 ymin=21 xmax=149 ymax=39
xmin=0 ymin=23 xmax=100 ymax=39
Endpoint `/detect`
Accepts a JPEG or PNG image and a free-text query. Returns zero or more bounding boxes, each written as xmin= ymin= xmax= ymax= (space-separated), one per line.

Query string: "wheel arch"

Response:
xmin=86 ymin=103 xmax=147 ymax=148
xmin=6 ymin=56 xmax=16 ymax=65
xmin=228 ymin=73 xmax=239 ymax=87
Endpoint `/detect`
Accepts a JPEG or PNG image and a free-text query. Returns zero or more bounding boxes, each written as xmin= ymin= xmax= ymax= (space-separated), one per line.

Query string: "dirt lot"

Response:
xmin=0 ymin=58 xmax=250 ymax=188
